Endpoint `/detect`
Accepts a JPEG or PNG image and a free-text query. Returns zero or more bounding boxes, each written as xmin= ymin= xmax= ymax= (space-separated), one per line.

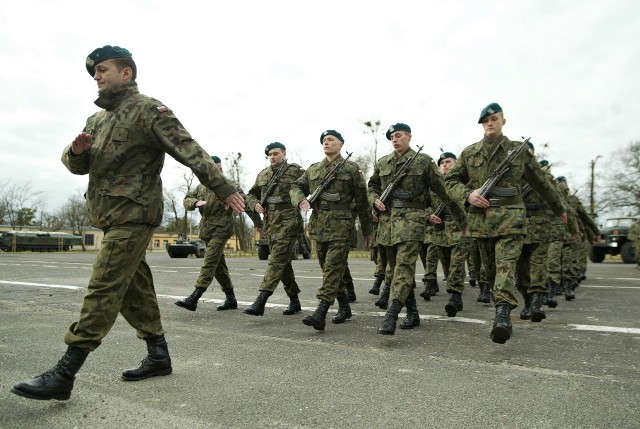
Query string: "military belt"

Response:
xmin=469 ymin=195 xmax=523 ymax=212
xmin=267 ymin=196 xmax=289 ymax=204
xmin=316 ymin=202 xmax=351 ymax=211
xmin=488 ymin=186 xmax=519 ymax=197
xmin=391 ymin=200 xmax=424 ymax=209
xmin=267 ymin=203 xmax=294 ymax=211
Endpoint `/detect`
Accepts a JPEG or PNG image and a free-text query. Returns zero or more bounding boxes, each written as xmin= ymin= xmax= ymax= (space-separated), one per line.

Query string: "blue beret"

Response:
xmin=86 ymin=45 xmax=132 ymax=76
xmin=320 ymin=130 xmax=344 ymax=144
xmin=555 ymin=176 xmax=566 ymax=184
xmin=386 ymin=123 xmax=411 ymax=140
xmin=438 ymin=152 xmax=457 ymax=166
xmin=539 ymin=159 xmax=549 ymax=167
xmin=264 ymin=142 xmax=286 ymax=155
xmin=478 ymin=103 xmax=503 ymax=123
xmin=211 ymin=156 xmax=221 ymax=164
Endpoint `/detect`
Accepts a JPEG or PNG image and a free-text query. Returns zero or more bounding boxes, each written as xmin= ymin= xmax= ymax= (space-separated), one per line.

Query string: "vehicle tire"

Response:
xmin=620 ymin=241 xmax=636 ymax=264
xmin=168 ymin=251 xmax=176 ymax=258
xmin=588 ymin=247 xmax=605 ymax=263
xmin=258 ymin=244 xmax=270 ymax=260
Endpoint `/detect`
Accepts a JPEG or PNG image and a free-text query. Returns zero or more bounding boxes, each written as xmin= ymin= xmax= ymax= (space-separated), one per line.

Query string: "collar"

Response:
xmin=94 ymin=81 xmax=139 ymax=110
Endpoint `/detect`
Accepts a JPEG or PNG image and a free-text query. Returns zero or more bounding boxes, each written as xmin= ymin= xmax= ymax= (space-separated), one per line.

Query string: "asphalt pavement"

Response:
xmin=1 ymin=251 xmax=638 ymax=428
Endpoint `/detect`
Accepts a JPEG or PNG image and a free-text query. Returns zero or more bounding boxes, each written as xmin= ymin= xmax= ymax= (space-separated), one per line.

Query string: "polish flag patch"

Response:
xmin=156 ymin=105 xmax=169 ymax=113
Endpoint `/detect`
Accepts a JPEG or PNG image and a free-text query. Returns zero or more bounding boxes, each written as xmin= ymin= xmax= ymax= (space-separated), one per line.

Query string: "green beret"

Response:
xmin=320 ymin=130 xmax=344 ymax=144
xmin=478 ymin=103 xmax=502 ymax=123
xmin=211 ymin=156 xmax=221 ymax=164
xmin=437 ymin=152 xmax=457 ymax=166
xmin=386 ymin=123 xmax=411 ymax=140
xmin=539 ymin=159 xmax=549 ymax=167
xmin=555 ymin=175 xmax=566 ymax=184
xmin=264 ymin=142 xmax=286 ymax=155
xmin=86 ymin=45 xmax=132 ymax=76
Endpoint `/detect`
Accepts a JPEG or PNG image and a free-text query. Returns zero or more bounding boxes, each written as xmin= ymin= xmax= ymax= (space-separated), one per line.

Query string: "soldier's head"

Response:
xmin=539 ymin=159 xmax=550 ymax=173
xmin=556 ymin=175 xmax=568 ymax=190
xmin=264 ymin=142 xmax=286 ymax=166
xmin=478 ymin=103 xmax=505 ymax=139
xmin=211 ymin=156 xmax=222 ymax=172
xmin=86 ymin=45 xmax=136 ymax=94
xmin=437 ymin=152 xmax=457 ymax=175
xmin=386 ymin=123 xmax=412 ymax=154
xmin=320 ymin=130 xmax=344 ymax=158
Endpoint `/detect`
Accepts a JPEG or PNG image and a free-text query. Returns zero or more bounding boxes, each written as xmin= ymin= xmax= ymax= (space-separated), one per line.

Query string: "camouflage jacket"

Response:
xmin=368 ymin=148 xmax=466 ymax=246
xmin=290 ymin=155 xmax=373 ymax=242
xmin=246 ymin=162 xmax=304 ymax=240
xmin=523 ymin=171 xmax=565 ymax=244
xmin=565 ymin=191 xmax=599 ymax=242
xmin=629 ymin=220 xmax=640 ymax=242
xmin=61 ymin=82 xmax=234 ymax=231
xmin=184 ymin=179 xmax=245 ymax=241
xmin=445 ymin=135 xmax=565 ymax=238
xmin=427 ymin=192 xmax=465 ymax=247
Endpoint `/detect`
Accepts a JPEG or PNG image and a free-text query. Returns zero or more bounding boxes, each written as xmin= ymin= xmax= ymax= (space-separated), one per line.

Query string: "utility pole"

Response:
xmin=589 ymin=155 xmax=602 ymax=217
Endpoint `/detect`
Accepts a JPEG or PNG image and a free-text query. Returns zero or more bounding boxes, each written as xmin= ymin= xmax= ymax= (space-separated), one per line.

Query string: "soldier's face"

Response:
xmin=93 ymin=59 xmax=131 ymax=93
xmin=439 ymin=157 xmax=455 ymax=174
xmin=482 ymin=113 xmax=506 ymax=138
xmin=268 ymin=149 xmax=286 ymax=166
xmin=322 ymin=136 xmax=343 ymax=157
xmin=390 ymin=131 xmax=411 ymax=154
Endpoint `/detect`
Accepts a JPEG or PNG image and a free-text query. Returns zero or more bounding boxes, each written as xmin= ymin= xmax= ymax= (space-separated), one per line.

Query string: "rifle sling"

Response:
xmin=267 ymin=203 xmax=295 ymax=211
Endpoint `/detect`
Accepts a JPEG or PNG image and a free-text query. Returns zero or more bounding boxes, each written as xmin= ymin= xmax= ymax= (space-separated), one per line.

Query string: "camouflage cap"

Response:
xmin=86 ymin=45 xmax=132 ymax=76
xmin=437 ymin=151 xmax=457 ymax=166
xmin=211 ymin=155 xmax=221 ymax=164
xmin=320 ymin=130 xmax=344 ymax=144
xmin=385 ymin=123 xmax=411 ymax=140
xmin=264 ymin=142 xmax=286 ymax=155
xmin=478 ymin=102 xmax=502 ymax=123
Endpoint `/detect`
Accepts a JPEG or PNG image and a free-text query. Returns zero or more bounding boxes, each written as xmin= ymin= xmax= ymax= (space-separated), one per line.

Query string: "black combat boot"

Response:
xmin=121 ymin=335 xmax=172 ymax=381
xmin=369 ymin=276 xmax=383 ymax=295
xmin=244 ymin=290 xmax=273 ymax=316
xmin=563 ymin=281 xmax=575 ymax=301
xmin=477 ymin=282 xmax=491 ymax=303
xmin=400 ymin=291 xmax=420 ymax=329
xmin=302 ymin=300 xmax=331 ymax=331
xmin=375 ymin=284 xmax=390 ymax=309
xmin=175 ymin=286 xmax=207 ymax=311
xmin=530 ymin=292 xmax=546 ymax=322
xmin=345 ymin=281 xmax=357 ymax=303
xmin=490 ymin=305 xmax=513 ymax=344
xmin=217 ymin=290 xmax=238 ymax=311
xmin=469 ymin=274 xmax=477 ymax=287
xmin=546 ymin=282 xmax=558 ymax=308
xmin=282 ymin=295 xmax=302 ymax=315
xmin=11 ymin=346 xmax=89 ymax=401
xmin=444 ymin=292 xmax=464 ymax=317
xmin=519 ymin=294 xmax=532 ymax=320
xmin=428 ymin=279 xmax=440 ymax=296
xmin=378 ymin=300 xmax=403 ymax=335
xmin=332 ymin=294 xmax=352 ymax=324
xmin=419 ymin=280 xmax=431 ymax=301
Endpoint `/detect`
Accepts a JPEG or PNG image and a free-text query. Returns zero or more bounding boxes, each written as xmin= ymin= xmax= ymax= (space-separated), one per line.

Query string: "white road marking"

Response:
xmin=569 ymin=324 xmax=640 ymax=334
xmin=0 ymin=280 xmax=82 ymax=290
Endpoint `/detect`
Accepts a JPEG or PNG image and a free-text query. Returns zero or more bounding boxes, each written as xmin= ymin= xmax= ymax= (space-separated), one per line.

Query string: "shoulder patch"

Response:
xmin=156 ymin=105 xmax=169 ymax=113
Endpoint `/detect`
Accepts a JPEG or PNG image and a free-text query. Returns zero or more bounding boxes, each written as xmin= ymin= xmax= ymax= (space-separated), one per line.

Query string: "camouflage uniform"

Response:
xmin=61 ymin=81 xmax=235 ymax=351
xmin=246 ymin=162 xmax=304 ymax=297
xmin=629 ymin=220 xmax=640 ymax=267
xmin=290 ymin=155 xmax=373 ymax=304
xmin=445 ymin=135 xmax=565 ymax=311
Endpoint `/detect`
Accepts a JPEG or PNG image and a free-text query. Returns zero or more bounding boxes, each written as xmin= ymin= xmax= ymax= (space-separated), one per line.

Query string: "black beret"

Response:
xmin=86 ymin=45 xmax=132 ymax=76
xmin=438 ymin=152 xmax=457 ymax=166
xmin=320 ymin=130 xmax=344 ymax=144
xmin=385 ymin=123 xmax=411 ymax=140
xmin=527 ymin=141 xmax=534 ymax=152
xmin=478 ymin=102 xmax=503 ymax=123
xmin=539 ymin=159 xmax=549 ymax=167
xmin=211 ymin=156 xmax=221 ymax=164
xmin=264 ymin=142 xmax=286 ymax=155
xmin=555 ymin=176 xmax=566 ymax=184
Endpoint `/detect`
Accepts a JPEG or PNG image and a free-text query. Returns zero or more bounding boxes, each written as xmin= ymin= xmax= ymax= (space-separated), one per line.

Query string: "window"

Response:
xmin=84 ymin=234 xmax=94 ymax=246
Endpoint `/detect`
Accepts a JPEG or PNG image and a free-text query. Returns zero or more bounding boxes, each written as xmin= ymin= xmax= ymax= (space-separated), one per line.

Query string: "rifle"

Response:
xmin=373 ymin=145 xmax=424 ymax=216
xmin=477 ymin=138 xmax=530 ymax=199
xmin=259 ymin=159 xmax=289 ymax=208
xmin=523 ymin=162 xmax=553 ymax=198
xmin=432 ymin=201 xmax=446 ymax=230
xmin=307 ymin=152 xmax=353 ymax=205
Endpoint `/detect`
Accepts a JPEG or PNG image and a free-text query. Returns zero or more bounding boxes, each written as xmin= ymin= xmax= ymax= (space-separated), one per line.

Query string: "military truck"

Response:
xmin=0 ymin=231 xmax=82 ymax=252
xmin=256 ymin=230 xmax=312 ymax=261
xmin=167 ymin=237 xmax=206 ymax=258
xmin=589 ymin=217 xmax=637 ymax=263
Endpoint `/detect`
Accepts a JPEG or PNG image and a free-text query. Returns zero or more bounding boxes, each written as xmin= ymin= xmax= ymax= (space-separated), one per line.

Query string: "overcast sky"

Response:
xmin=1 ymin=0 xmax=638 ymax=215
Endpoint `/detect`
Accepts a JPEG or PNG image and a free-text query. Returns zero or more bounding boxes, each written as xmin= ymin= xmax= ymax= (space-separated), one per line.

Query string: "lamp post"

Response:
xmin=589 ymin=155 xmax=602 ymax=217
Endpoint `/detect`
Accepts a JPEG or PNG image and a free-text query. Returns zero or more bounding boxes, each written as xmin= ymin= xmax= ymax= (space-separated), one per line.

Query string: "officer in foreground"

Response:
xmin=10 ymin=45 xmax=244 ymax=401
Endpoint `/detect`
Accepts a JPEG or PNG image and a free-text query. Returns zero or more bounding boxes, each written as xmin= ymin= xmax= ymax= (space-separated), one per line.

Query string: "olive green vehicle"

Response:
xmin=590 ymin=217 xmax=637 ymax=263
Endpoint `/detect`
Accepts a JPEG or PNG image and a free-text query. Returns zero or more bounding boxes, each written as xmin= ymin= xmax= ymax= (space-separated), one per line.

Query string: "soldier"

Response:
xmin=290 ymin=130 xmax=373 ymax=331
xmin=445 ymin=103 xmax=567 ymax=344
xmin=368 ymin=214 xmax=387 ymax=296
xmin=629 ymin=219 xmax=640 ymax=269
xmin=369 ymin=123 xmax=466 ymax=335
xmin=244 ymin=142 xmax=305 ymax=316
xmin=11 ymin=45 xmax=244 ymax=401
xmin=175 ymin=156 xmax=255 ymax=312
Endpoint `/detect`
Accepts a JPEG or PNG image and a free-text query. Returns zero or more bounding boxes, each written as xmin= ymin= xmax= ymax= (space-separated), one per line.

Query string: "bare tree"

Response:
xmin=1 ymin=181 xmax=43 ymax=230
xmin=600 ymin=141 xmax=640 ymax=215
xmin=59 ymin=193 xmax=90 ymax=249
xmin=352 ymin=152 xmax=374 ymax=181
xmin=363 ymin=120 xmax=382 ymax=167
xmin=224 ymin=152 xmax=253 ymax=251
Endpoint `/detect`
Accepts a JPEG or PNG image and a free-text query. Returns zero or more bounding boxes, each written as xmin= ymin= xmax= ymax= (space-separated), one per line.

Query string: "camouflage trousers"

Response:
xmin=467 ymin=239 xmax=486 ymax=284
xmin=563 ymin=242 xmax=581 ymax=280
xmin=65 ymin=223 xmax=164 ymax=351
xmin=195 ymin=236 xmax=233 ymax=292
xmin=315 ymin=240 xmax=351 ymax=303
xmin=578 ymin=239 xmax=590 ymax=273
xmin=516 ymin=242 xmax=550 ymax=295
xmin=476 ymin=235 xmax=524 ymax=309
xmin=373 ymin=244 xmax=388 ymax=278
xmin=260 ymin=234 xmax=300 ymax=297
xmin=384 ymin=241 xmax=420 ymax=304
xmin=547 ymin=240 xmax=564 ymax=285
xmin=446 ymin=238 xmax=472 ymax=294
xmin=424 ymin=244 xmax=450 ymax=282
